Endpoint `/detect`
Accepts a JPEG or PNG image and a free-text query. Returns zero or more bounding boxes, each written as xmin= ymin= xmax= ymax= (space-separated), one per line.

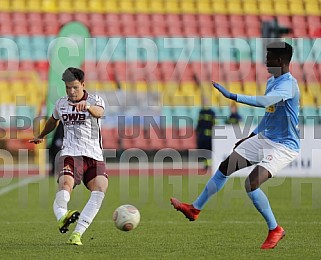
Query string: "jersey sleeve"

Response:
xmin=87 ymin=95 xmax=105 ymax=110
xmin=94 ymin=95 xmax=105 ymax=109
xmin=266 ymin=81 xmax=295 ymax=101
xmin=52 ymin=100 xmax=60 ymax=120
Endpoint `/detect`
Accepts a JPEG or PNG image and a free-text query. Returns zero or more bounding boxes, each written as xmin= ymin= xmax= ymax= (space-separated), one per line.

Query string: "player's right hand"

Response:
xmin=28 ymin=137 xmax=43 ymax=144
xmin=212 ymin=81 xmax=237 ymax=100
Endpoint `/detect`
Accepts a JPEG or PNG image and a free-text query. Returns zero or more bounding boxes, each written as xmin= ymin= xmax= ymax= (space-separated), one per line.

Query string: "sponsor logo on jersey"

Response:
xmin=266 ymin=105 xmax=276 ymax=113
xmin=62 ymin=113 xmax=86 ymax=125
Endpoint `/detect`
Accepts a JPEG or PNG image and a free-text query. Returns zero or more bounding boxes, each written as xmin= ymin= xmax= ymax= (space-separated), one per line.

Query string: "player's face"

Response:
xmin=65 ymin=80 xmax=85 ymax=102
xmin=265 ymin=51 xmax=282 ymax=76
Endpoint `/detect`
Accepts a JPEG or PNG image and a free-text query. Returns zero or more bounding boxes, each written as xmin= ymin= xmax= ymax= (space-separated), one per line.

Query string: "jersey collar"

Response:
xmin=68 ymin=90 xmax=88 ymax=102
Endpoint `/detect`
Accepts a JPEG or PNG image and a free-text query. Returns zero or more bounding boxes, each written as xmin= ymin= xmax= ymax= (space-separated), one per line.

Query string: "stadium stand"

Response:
xmin=1 ymin=0 xmax=321 ymax=153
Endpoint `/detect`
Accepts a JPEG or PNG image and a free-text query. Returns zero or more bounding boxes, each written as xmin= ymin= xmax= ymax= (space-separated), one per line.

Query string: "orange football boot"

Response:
xmin=261 ymin=225 xmax=285 ymax=249
xmin=170 ymin=197 xmax=200 ymax=221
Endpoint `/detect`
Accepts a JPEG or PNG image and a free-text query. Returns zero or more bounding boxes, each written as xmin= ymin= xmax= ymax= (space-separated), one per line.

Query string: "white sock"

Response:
xmin=53 ymin=190 xmax=70 ymax=221
xmin=74 ymin=191 xmax=105 ymax=235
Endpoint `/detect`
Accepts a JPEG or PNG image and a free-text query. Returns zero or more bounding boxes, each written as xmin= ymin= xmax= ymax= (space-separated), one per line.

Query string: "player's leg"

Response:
xmin=192 ymin=150 xmax=251 ymax=209
xmin=53 ymin=156 xmax=80 ymax=233
xmin=245 ymin=165 xmax=285 ymax=249
xmin=68 ymin=160 xmax=108 ymax=245
xmin=171 ymin=151 xmax=251 ymax=220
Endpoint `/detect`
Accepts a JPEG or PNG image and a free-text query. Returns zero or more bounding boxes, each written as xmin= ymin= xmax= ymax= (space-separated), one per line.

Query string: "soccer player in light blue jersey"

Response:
xmin=171 ymin=41 xmax=300 ymax=249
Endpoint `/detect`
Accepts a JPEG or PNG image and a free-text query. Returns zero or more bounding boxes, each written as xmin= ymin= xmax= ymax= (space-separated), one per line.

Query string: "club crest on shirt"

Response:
xmin=266 ymin=105 xmax=276 ymax=113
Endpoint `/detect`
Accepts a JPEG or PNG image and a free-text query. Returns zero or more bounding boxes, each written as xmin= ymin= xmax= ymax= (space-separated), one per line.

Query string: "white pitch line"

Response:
xmin=0 ymin=176 xmax=45 ymax=197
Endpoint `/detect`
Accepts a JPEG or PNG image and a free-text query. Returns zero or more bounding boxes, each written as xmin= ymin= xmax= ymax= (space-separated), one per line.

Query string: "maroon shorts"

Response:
xmin=57 ymin=156 xmax=108 ymax=188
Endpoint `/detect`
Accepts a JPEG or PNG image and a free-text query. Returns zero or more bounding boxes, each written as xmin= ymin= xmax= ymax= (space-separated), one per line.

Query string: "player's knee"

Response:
xmin=219 ymin=155 xmax=239 ymax=176
xmin=244 ymin=177 xmax=259 ymax=192
xmin=218 ymin=159 xmax=229 ymax=176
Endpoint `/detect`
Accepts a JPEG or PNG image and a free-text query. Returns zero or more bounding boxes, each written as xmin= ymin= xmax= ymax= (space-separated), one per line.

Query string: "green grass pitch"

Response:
xmin=1 ymin=175 xmax=321 ymax=259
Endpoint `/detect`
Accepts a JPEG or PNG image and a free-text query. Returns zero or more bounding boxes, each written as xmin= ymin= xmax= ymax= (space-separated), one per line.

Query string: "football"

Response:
xmin=113 ymin=204 xmax=140 ymax=231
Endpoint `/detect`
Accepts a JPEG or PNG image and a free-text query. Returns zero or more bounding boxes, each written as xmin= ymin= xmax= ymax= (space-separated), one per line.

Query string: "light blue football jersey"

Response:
xmin=253 ymin=72 xmax=300 ymax=151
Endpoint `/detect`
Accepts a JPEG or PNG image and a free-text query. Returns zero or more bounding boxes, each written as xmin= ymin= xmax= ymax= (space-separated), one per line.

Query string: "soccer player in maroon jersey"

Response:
xmin=30 ymin=67 xmax=108 ymax=245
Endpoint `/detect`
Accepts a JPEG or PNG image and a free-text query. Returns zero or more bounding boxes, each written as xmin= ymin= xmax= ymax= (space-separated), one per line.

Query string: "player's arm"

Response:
xmin=87 ymin=105 xmax=104 ymax=118
xmin=29 ymin=116 xmax=59 ymax=144
xmin=69 ymin=100 xmax=104 ymax=118
xmin=212 ymin=81 xmax=283 ymax=108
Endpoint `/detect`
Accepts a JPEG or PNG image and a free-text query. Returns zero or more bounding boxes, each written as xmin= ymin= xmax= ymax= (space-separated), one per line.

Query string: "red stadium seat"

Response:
xmin=58 ymin=13 xmax=73 ymax=25
xmin=221 ymin=62 xmax=240 ymax=82
xmin=74 ymin=13 xmax=90 ymax=27
xmin=229 ymin=14 xmax=245 ymax=27
xmin=0 ymin=12 xmax=11 ymax=23
xmin=35 ymin=61 xmax=49 ymax=80
xmin=277 ymin=16 xmax=292 ymax=27
xmin=148 ymin=127 xmax=165 ymax=150
xmin=255 ymin=63 xmax=269 ymax=82
xmin=132 ymin=129 xmax=150 ymax=150
xmin=27 ymin=12 xmax=42 ymax=23
xmin=102 ymin=128 xmax=119 ymax=150
xmin=292 ymin=27 xmax=308 ymax=37
xmin=179 ymin=127 xmax=196 ymax=150
xmin=91 ymin=25 xmax=106 ymax=36
xmin=13 ymin=24 xmax=28 ymax=35
xmin=120 ymin=14 xmax=136 ymax=25
xmin=136 ymin=14 xmax=150 ymax=25
xmin=0 ymin=24 xmax=13 ymax=34
xmin=105 ymin=14 xmax=119 ymax=25
xmin=239 ymin=61 xmax=255 ymax=82
xmin=28 ymin=24 xmax=44 ymax=35
xmin=292 ymin=15 xmax=307 ymax=29
xmin=175 ymin=63 xmax=195 ymax=81
xmin=181 ymin=14 xmax=197 ymax=27
xmin=231 ymin=26 xmax=246 ymax=37
xmin=114 ymin=62 xmax=127 ymax=81
xmin=89 ymin=13 xmax=105 ymax=24
xmin=307 ymin=16 xmax=321 ymax=36
xmin=151 ymin=24 xmax=167 ymax=36
xmin=167 ymin=24 xmax=183 ymax=36
xmin=215 ymin=27 xmax=230 ymax=37
xmin=12 ymin=12 xmax=27 ymax=23
xmin=164 ymin=128 xmax=181 ymax=150
xmin=151 ymin=14 xmax=165 ymax=23
xmin=105 ymin=25 xmax=122 ymax=36
xmin=160 ymin=62 xmax=176 ymax=81
xmin=0 ymin=60 xmax=7 ymax=71
xmin=290 ymin=63 xmax=304 ymax=82
xmin=183 ymin=26 xmax=198 ymax=36
xmin=246 ymin=27 xmax=261 ymax=37
xmin=44 ymin=25 xmax=60 ymax=35
xmin=208 ymin=62 xmax=220 ymax=81
xmin=43 ymin=13 xmax=57 ymax=24
xmin=192 ymin=62 xmax=211 ymax=81
xmin=122 ymin=25 xmax=137 ymax=36
xmin=213 ymin=14 xmax=229 ymax=27
xmin=198 ymin=26 xmax=214 ymax=36
xmin=20 ymin=61 xmax=35 ymax=71
xmin=302 ymin=62 xmax=320 ymax=82
xmin=260 ymin=15 xmax=274 ymax=22
xmin=197 ymin=14 xmax=213 ymax=26
xmin=166 ymin=14 xmax=181 ymax=26
xmin=244 ymin=15 xmax=260 ymax=27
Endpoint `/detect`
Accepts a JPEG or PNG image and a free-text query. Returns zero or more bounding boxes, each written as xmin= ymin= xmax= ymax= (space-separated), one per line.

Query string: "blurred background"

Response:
xmin=0 ymin=0 xmax=320 ymax=173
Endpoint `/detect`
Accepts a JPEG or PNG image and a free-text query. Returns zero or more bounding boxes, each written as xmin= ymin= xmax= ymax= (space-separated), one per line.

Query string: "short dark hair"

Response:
xmin=266 ymin=41 xmax=293 ymax=64
xmin=62 ymin=67 xmax=85 ymax=83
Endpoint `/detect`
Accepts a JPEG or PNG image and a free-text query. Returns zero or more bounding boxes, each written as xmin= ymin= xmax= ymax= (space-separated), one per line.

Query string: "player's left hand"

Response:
xmin=69 ymin=101 xmax=88 ymax=112
xmin=212 ymin=81 xmax=237 ymax=100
